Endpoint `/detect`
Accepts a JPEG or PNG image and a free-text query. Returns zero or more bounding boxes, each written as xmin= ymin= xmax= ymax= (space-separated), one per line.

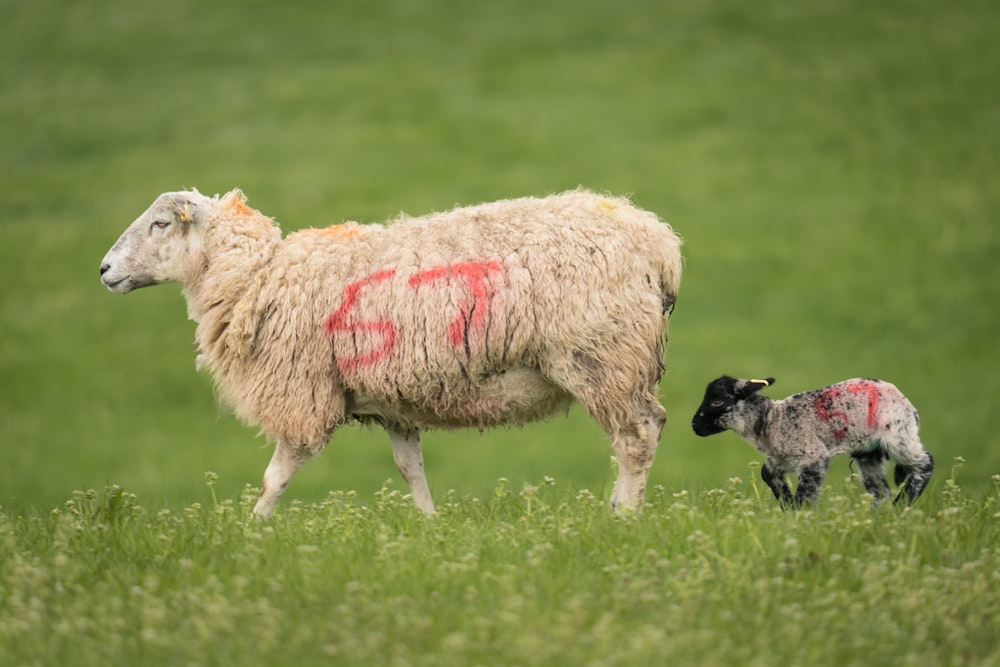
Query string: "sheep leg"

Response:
xmin=852 ymin=451 xmax=890 ymax=504
xmin=253 ymin=440 xmax=314 ymax=519
xmin=793 ymin=458 xmax=829 ymax=506
xmin=608 ymin=398 xmax=665 ymax=512
xmin=543 ymin=351 xmax=665 ymax=512
xmin=761 ymin=459 xmax=794 ymax=507
xmin=893 ymin=451 xmax=934 ymax=505
xmin=387 ymin=428 xmax=435 ymax=514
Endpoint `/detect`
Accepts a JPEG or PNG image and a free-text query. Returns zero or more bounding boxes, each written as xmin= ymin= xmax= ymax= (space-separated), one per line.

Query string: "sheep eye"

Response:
xmin=709 ymin=399 xmax=725 ymax=408
xmin=152 ymin=220 xmax=171 ymax=230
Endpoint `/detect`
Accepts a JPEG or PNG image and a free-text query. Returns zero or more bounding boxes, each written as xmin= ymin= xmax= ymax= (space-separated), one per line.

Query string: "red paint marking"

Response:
xmin=323 ymin=269 xmax=397 ymax=372
xmin=408 ymin=266 xmax=450 ymax=286
xmin=409 ymin=260 xmax=503 ymax=347
xmin=324 ymin=260 xmax=504 ymax=370
xmin=814 ymin=387 xmax=849 ymax=440
xmin=814 ymin=381 xmax=882 ymax=439
xmin=847 ymin=380 xmax=880 ymax=429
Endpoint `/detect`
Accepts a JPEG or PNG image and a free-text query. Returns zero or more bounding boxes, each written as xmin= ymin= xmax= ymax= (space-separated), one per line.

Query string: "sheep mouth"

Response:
xmin=102 ymin=274 xmax=135 ymax=294
xmin=691 ymin=419 xmax=725 ymax=437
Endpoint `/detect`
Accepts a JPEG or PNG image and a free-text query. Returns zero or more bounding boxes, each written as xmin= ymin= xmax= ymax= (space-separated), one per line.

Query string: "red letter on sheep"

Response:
xmin=814 ymin=381 xmax=882 ymax=439
xmin=847 ymin=380 xmax=880 ymax=429
xmin=814 ymin=387 xmax=849 ymax=440
xmin=324 ymin=269 xmax=398 ymax=372
xmin=409 ymin=260 xmax=503 ymax=347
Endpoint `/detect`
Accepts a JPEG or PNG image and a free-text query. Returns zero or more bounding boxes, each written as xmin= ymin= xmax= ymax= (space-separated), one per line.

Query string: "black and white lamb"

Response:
xmin=691 ymin=376 xmax=933 ymax=507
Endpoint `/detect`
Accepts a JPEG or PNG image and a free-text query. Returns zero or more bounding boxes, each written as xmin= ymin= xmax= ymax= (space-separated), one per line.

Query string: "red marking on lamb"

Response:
xmin=847 ymin=380 xmax=880 ymax=428
xmin=814 ymin=387 xmax=849 ymax=440
xmin=814 ymin=380 xmax=881 ymax=439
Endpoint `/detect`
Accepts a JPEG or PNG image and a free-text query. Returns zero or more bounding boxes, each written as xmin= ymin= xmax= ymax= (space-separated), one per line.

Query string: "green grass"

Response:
xmin=3 ymin=466 xmax=998 ymax=666
xmin=1 ymin=1 xmax=998 ymax=662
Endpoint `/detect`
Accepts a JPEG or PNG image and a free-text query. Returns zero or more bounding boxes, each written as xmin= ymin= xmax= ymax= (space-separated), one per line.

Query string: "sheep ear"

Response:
xmin=172 ymin=196 xmax=200 ymax=224
xmin=738 ymin=378 xmax=775 ymax=398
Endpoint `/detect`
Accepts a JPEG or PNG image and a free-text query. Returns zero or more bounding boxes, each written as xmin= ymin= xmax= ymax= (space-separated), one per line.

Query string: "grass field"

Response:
xmin=1 ymin=0 xmax=999 ymax=663
xmin=3 ymin=469 xmax=998 ymax=666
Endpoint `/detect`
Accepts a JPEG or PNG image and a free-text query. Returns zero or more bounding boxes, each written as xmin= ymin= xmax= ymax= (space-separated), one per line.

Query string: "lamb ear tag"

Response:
xmin=180 ymin=202 xmax=192 ymax=223
xmin=750 ymin=378 xmax=771 ymax=388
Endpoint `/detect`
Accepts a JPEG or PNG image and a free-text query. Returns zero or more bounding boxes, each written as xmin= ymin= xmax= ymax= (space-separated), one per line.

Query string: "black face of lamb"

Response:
xmin=691 ymin=375 xmax=774 ymax=436
xmin=691 ymin=376 xmax=741 ymax=436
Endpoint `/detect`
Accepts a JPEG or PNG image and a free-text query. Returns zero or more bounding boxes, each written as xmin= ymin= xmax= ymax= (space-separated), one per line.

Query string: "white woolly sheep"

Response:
xmin=100 ymin=189 xmax=682 ymax=517
xmin=691 ymin=376 xmax=933 ymax=507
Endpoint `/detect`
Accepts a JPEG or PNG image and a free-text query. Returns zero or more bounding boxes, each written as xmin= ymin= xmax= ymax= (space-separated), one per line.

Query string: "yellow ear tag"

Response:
xmin=180 ymin=202 xmax=192 ymax=223
xmin=750 ymin=378 xmax=771 ymax=388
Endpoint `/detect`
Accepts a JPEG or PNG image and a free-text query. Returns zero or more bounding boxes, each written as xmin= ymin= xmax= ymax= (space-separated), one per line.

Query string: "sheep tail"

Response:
xmin=659 ymin=261 xmax=680 ymax=316
xmin=662 ymin=290 xmax=677 ymax=315
xmin=653 ymin=225 xmax=682 ymax=317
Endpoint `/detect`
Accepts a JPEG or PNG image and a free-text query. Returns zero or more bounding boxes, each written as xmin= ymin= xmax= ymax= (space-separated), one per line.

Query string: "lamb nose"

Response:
xmin=100 ymin=263 xmax=110 ymax=276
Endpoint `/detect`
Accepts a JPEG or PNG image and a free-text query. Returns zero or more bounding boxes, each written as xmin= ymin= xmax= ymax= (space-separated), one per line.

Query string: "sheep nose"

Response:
xmin=100 ymin=262 xmax=110 ymax=276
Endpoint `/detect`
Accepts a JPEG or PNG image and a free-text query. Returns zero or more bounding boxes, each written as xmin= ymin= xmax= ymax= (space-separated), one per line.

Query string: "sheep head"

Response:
xmin=691 ymin=375 xmax=775 ymax=436
xmin=100 ymin=191 xmax=208 ymax=294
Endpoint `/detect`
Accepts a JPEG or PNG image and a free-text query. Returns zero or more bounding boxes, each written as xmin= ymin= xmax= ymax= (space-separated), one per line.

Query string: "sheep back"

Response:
xmin=223 ymin=190 xmax=680 ymax=443
xmin=771 ymin=379 xmax=919 ymax=458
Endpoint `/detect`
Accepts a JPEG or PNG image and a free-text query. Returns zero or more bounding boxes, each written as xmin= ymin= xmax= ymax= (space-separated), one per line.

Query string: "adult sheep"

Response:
xmin=691 ymin=376 xmax=933 ymax=507
xmin=100 ymin=189 xmax=682 ymax=518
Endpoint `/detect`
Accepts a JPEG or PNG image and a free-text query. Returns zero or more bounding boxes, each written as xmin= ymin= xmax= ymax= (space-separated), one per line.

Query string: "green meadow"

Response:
xmin=1 ymin=0 xmax=998 ymax=664
xmin=2 ymin=472 xmax=999 ymax=666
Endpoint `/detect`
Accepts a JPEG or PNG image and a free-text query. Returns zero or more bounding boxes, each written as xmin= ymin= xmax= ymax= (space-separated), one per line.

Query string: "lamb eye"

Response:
xmin=709 ymin=399 xmax=724 ymax=408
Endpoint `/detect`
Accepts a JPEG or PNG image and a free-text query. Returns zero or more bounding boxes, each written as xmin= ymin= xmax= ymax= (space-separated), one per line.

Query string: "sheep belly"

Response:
xmin=347 ymin=368 xmax=574 ymax=430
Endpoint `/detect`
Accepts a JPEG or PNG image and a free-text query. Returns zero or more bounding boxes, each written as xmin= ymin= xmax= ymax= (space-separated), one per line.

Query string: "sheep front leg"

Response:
xmin=253 ymin=440 xmax=314 ymax=519
xmin=388 ymin=428 xmax=435 ymax=514
xmin=761 ymin=459 xmax=794 ymax=507
xmin=793 ymin=458 xmax=829 ymax=506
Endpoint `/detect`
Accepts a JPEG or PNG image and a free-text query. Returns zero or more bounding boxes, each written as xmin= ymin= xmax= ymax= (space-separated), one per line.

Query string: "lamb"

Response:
xmin=691 ymin=376 xmax=933 ymax=507
xmin=100 ymin=188 xmax=682 ymax=518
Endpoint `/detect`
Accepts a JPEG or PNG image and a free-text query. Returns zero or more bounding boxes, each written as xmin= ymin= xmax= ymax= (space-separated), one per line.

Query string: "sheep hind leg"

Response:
xmin=387 ymin=428 xmax=435 ymax=514
xmin=542 ymin=351 xmax=664 ymax=512
xmin=253 ymin=440 xmax=315 ymax=519
xmin=606 ymin=396 xmax=666 ymax=513
xmin=852 ymin=450 xmax=891 ymax=506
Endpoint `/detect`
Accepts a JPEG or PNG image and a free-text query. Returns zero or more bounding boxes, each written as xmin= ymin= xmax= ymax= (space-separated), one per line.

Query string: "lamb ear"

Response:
xmin=738 ymin=377 xmax=775 ymax=398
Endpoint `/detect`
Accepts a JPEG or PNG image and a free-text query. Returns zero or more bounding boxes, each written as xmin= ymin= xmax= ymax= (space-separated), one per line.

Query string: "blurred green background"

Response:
xmin=2 ymin=0 xmax=997 ymax=512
